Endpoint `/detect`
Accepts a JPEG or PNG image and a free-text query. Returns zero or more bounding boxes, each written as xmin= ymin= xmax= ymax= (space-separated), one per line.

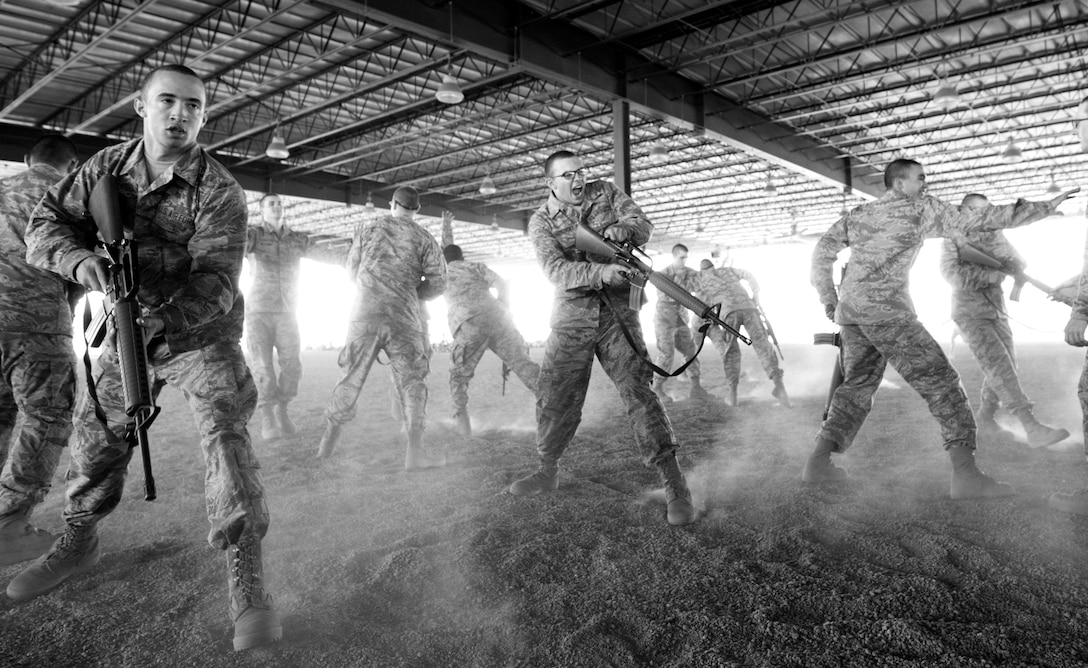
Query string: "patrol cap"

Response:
xmin=392 ymin=186 xmax=421 ymax=210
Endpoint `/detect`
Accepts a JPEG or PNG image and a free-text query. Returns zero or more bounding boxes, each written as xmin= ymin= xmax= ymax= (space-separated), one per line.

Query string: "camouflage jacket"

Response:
xmin=939 ymin=231 xmax=1024 ymax=321
xmin=1072 ymin=231 xmax=1088 ymax=322
xmin=245 ymin=225 xmax=345 ymax=314
xmin=345 ymin=213 xmax=446 ymax=328
xmin=529 ymin=180 xmax=652 ymax=330
xmin=694 ymin=266 xmax=758 ymax=313
xmin=811 ymin=190 xmax=1053 ymax=325
xmin=654 ymin=263 xmax=698 ymax=318
xmin=0 ymin=163 xmax=83 ymax=335
xmin=26 ymin=139 xmax=248 ymax=353
xmin=444 ymin=260 xmax=507 ymax=334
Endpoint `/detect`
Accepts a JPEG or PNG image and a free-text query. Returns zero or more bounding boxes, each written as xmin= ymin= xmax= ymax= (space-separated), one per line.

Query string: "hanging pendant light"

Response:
xmin=1001 ymin=139 xmax=1023 ymax=164
xmin=364 ymin=192 xmax=375 ymax=212
xmin=931 ymin=82 xmax=961 ymax=109
xmin=649 ymin=143 xmax=669 ymax=164
xmin=436 ymin=73 xmax=464 ymax=105
xmin=763 ymin=174 xmax=777 ymax=194
xmin=478 ymin=174 xmax=497 ymax=196
xmin=265 ymin=131 xmax=289 ymax=160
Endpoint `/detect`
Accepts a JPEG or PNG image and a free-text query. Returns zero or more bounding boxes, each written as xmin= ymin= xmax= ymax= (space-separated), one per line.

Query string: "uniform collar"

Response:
xmin=120 ymin=139 xmax=203 ymax=188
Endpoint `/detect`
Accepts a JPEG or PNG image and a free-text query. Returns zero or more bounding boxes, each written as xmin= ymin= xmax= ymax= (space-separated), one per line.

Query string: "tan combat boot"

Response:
xmin=725 ymin=382 xmax=738 ymax=407
xmin=772 ymin=378 xmax=793 ymax=408
xmin=404 ymin=429 xmax=446 ymax=470
xmin=0 ymin=508 xmax=56 ymax=567
xmin=453 ymin=411 xmax=472 ymax=437
xmin=948 ymin=444 xmax=1015 ymax=499
xmin=975 ymin=402 xmax=1016 ymax=445
xmin=1012 ymin=407 xmax=1069 ymax=448
xmin=802 ymin=437 xmax=846 ymax=483
xmin=315 ymin=423 xmax=341 ymax=459
xmin=273 ymin=402 xmax=296 ymax=436
xmin=509 ymin=458 xmax=559 ymax=496
xmin=259 ymin=404 xmax=282 ymax=440
xmin=228 ymin=537 xmax=282 ymax=651
xmin=659 ymin=456 xmax=696 ymax=526
xmin=6 ymin=523 xmax=100 ymax=602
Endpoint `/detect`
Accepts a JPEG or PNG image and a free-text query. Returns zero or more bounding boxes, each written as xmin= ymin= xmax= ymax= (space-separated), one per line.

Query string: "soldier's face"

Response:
xmin=897 ymin=165 xmax=927 ymax=199
xmin=546 ymin=157 xmax=586 ymax=206
xmin=261 ymin=196 xmax=284 ymax=225
xmin=673 ymin=249 xmax=688 ymax=267
xmin=134 ymin=71 xmax=207 ymax=156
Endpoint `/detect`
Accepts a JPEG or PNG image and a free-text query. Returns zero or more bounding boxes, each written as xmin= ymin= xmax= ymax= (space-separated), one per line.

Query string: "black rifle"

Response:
xmin=957 ymin=243 xmax=1071 ymax=305
xmin=87 ymin=174 xmax=160 ymax=501
xmin=574 ymin=223 xmax=751 ymax=345
xmin=813 ymin=331 xmax=843 ymax=421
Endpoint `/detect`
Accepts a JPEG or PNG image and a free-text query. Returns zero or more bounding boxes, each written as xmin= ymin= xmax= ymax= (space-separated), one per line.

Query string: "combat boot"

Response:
xmin=258 ymin=404 xmax=282 ymax=440
xmin=1048 ymin=487 xmax=1088 ymax=516
xmin=772 ymin=378 xmax=793 ymax=408
xmin=802 ymin=436 xmax=846 ymax=483
xmin=6 ymin=523 xmax=100 ymax=602
xmin=404 ymin=429 xmax=446 ymax=470
xmin=975 ymin=402 xmax=1016 ymax=445
xmin=316 ymin=423 xmax=341 ymax=459
xmin=0 ymin=508 xmax=56 ymax=567
xmin=1012 ymin=407 xmax=1069 ymax=448
xmin=658 ymin=456 xmax=696 ymax=526
xmin=454 ymin=411 xmax=472 ymax=437
xmin=227 ymin=537 xmax=282 ymax=651
xmin=725 ymin=382 xmax=738 ymax=407
xmin=688 ymin=383 xmax=712 ymax=404
xmin=273 ymin=402 xmax=296 ymax=436
xmin=948 ymin=444 xmax=1015 ymax=499
xmin=509 ymin=459 xmax=559 ymax=496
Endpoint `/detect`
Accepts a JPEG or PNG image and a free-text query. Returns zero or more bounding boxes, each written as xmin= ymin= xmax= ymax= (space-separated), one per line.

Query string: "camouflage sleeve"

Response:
xmin=485 ymin=265 xmax=509 ymax=304
xmin=346 ymin=222 xmax=363 ymax=276
xmin=1073 ymin=227 xmax=1088 ymax=321
xmin=937 ymin=197 xmax=1054 ymax=241
xmin=25 ymin=158 xmax=105 ymax=282
xmin=811 ymin=217 xmax=847 ymax=308
xmin=154 ymin=179 xmax=248 ymax=333
xmin=605 ymin=183 xmax=653 ymax=246
xmin=244 ymin=226 xmax=258 ymax=253
xmin=735 ymin=267 xmax=758 ymax=295
xmin=441 ymin=212 xmax=454 ymax=248
xmin=417 ymin=234 xmax=446 ymax=301
xmin=529 ymin=210 xmax=608 ymax=291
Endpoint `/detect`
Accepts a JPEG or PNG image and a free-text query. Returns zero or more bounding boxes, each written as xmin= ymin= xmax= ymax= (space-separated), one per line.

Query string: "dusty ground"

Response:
xmin=3 ymin=340 xmax=1088 ymax=667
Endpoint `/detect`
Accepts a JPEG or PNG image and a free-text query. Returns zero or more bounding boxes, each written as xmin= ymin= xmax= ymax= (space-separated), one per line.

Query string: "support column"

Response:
xmin=612 ymin=99 xmax=631 ymax=195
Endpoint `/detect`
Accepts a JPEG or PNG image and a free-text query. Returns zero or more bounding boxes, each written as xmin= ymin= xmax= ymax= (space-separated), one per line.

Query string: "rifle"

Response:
xmin=813 ymin=331 xmax=843 ymax=421
xmin=755 ymin=302 xmax=784 ymax=360
xmin=573 ymin=223 xmax=752 ymax=345
xmin=956 ymin=243 xmax=1072 ymax=305
xmin=87 ymin=174 xmax=160 ymax=501
xmin=501 ymin=362 xmax=510 ymax=396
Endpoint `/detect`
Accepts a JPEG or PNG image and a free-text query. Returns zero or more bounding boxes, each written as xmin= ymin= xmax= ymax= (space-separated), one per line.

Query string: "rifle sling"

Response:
xmin=597 ymin=289 xmax=709 ymax=378
xmin=80 ymin=304 xmax=134 ymax=447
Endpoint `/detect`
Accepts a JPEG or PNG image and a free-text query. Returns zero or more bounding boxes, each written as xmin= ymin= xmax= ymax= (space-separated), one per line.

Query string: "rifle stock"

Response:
xmin=574 ymin=223 xmax=752 ymax=345
xmin=813 ymin=332 xmax=843 ymax=422
xmin=88 ymin=174 xmax=159 ymax=501
xmin=957 ymin=242 xmax=1061 ymax=303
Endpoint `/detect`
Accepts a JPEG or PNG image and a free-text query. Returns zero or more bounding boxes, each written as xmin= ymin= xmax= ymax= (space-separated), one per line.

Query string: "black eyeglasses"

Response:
xmin=550 ymin=168 xmax=586 ymax=181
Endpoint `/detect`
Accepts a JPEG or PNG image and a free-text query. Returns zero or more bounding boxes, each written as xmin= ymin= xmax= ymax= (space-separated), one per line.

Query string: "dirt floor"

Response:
xmin=3 ymin=340 xmax=1088 ymax=667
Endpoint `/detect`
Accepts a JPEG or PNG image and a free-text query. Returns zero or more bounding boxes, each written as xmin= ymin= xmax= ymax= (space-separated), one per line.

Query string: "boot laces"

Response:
xmin=53 ymin=525 xmax=92 ymax=559
xmin=231 ymin=545 xmax=261 ymax=600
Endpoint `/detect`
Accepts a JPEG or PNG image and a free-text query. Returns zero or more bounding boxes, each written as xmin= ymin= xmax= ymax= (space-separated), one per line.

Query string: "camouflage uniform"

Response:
xmin=653 ymin=263 xmax=701 ymax=384
xmin=25 ymin=139 xmax=267 ymax=549
xmin=530 ymin=180 xmax=678 ymax=467
xmin=1072 ymin=235 xmax=1088 ymax=451
xmin=244 ymin=225 xmax=343 ymax=410
xmin=324 ymin=214 xmax=445 ymax=433
xmin=445 ymin=260 xmax=540 ymax=417
xmin=695 ymin=266 xmax=782 ymax=388
xmin=0 ymin=163 xmax=80 ymax=520
xmin=811 ymin=190 xmax=1056 ymax=452
xmin=939 ymin=233 xmax=1032 ymax=413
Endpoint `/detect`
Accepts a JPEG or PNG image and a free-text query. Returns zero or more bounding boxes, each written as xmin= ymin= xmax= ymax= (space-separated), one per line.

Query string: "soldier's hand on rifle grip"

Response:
xmin=1064 ymin=317 xmax=1088 ymax=347
xmin=1048 ymin=187 xmax=1081 ymax=210
xmin=602 ymin=223 xmax=631 ymax=243
xmin=824 ymin=302 xmax=837 ymax=321
xmin=601 ymin=264 xmax=628 ymax=286
xmin=74 ymin=256 xmax=110 ymax=293
xmin=136 ymin=314 xmax=165 ymax=339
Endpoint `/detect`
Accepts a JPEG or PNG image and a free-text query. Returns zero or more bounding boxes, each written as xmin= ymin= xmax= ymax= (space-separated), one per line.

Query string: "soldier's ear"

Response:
xmin=133 ymin=96 xmax=146 ymax=118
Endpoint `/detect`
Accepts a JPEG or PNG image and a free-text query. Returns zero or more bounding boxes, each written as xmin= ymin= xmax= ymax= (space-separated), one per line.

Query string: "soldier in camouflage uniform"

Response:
xmin=0 ymin=135 xmax=80 ymax=567
xmin=694 ymin=259 xmax=791 ymax=408
xmin=440 ymin=212 xmax=540 ymax=436
xmin=807 ymin=158 xmax=1075 ymax=499
xmin=652 ymin=244 xmax=710 ymax=403
xmin=245 ymin=192 xmax=345 ymax=440
xmin=316 ymin=185 xmax=447 ymax=469
xmin=9 ymin=65 xmax=281 ymax=652
xmin=939 ymin=193 xmax=1068 ymax=448
xmin=507 ymin=150 xmax=696 ymax=526
xmin=1050 ymin=211 xmax=1088 ymax=516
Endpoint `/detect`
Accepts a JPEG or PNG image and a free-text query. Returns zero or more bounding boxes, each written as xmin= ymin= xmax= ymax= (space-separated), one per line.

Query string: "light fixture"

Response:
xmin=490 ymin=215 xmax=499 ymax=232
xmin=931 ymin=82 xmax=961 ymax=109
xmin=478 ymin=173 xmax=497 ymax=196
xmin=1047 ymin=171 xmax=1061 ymax=194
xmin=763 ymin=174 xmax=777 ymax=194
xmin=695 ymin=223 xmax=705 ymax=233
xmin=436 ymin=73 xmax=464 ymax=105
xmin=265 ymin=130 xmax=289 ymax=160
xmin=46 ymin=0 xmax=82 ymax=6
xmin=364 ymin=192 xmax=375 ymax=212
xmin=1001 ymin=139 xmax=1023 ymax=164
xmin=649 ymin=143 xmax=669 ymax=164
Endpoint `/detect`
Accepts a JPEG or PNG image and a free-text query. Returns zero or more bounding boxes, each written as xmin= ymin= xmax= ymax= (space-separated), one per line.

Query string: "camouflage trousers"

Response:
xmin=449 ymin=314 xmax=540 ymax=417
xmin=653 ymin=309 xmax=700 ymax=383
xmin=538 ymin=300 xmax=678 ymax=467
xmin=0 ymin=334 xmax=75 ymax=520
xmin=326 ymin=319 xmax=430 ymax=433
xmin=68 ymin=340 xmax=267 ymax=550
xmin=709 ymin=308 xmax=783 ymax=387
xmin=817 ymin=322 xmax=975 ymax=452
xmin=1079 ymin=353 xmax=1088 ymax=457
xmin=953 ymin=315 xmax=1031 ymax=413
xmin=245 ymin=312 xmax=301 ymax=409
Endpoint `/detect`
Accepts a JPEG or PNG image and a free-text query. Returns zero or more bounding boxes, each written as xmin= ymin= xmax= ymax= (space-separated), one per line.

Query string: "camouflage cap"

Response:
xmin=392 ymin=186 xmax=420 ymax=210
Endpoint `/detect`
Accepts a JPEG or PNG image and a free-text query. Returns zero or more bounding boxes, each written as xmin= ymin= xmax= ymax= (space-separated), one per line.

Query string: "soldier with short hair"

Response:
xmin=652 ymin=243 xmax=710 ymax=403
xmin=316 ymin=185 xmax=447 ymax=469
xmin=939 ymin=193 xmax=1068 ymax=447
xmin=0 ymin=134 xmax=80 ymax=567
xmin=9 ymin=64 xmax=281 ymax=651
